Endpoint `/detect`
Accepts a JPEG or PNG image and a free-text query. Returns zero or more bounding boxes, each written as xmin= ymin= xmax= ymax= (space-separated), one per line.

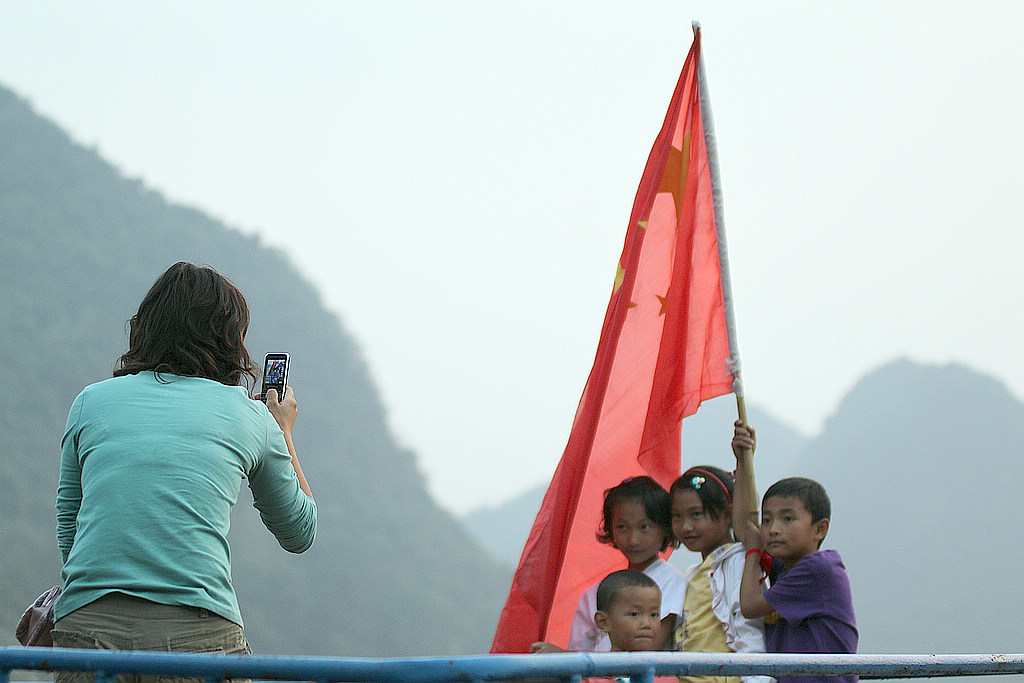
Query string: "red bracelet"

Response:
xmin=746 ymin=548 xmax=774 ymax=577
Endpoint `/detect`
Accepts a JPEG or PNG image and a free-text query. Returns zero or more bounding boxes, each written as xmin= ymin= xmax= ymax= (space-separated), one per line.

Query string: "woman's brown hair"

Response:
xmin=114 ymin=262 xmax=257 ymax=387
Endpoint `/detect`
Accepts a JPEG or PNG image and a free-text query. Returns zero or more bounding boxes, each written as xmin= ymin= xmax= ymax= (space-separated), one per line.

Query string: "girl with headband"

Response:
xmin=669 ymin=422 xmax=770 ymax=683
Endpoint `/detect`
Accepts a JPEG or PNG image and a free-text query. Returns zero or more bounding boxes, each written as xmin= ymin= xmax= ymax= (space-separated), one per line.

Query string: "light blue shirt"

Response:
xmin=56 ymin=371 xmax=317 ymax=625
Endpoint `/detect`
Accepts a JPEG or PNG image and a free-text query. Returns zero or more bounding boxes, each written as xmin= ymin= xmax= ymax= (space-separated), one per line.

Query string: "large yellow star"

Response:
xmin=656 ymin=132 xmax=691 ymax=220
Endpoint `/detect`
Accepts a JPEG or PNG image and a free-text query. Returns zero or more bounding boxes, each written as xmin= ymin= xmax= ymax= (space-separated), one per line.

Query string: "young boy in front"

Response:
xmin=594 ymin=570 xmax=696 ymax=683
xmin=737 ymin=476 xmax=858 ymax=683
xmin=594 ymin=569 xmax=663 ymax=652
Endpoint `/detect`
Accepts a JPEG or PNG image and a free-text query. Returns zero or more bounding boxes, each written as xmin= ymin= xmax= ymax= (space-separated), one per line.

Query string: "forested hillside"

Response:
xmin=0 ymin=84 xmax=510 ymax=656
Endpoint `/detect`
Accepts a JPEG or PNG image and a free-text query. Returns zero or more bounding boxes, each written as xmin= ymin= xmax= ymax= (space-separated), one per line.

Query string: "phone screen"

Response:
xmin=261 ymin=353 xmax=290 ymax=403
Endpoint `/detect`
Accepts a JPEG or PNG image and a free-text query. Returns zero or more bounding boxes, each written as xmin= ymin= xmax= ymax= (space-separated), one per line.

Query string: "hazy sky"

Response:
xmin=3 ymin=2 xmax=1022 ymax=515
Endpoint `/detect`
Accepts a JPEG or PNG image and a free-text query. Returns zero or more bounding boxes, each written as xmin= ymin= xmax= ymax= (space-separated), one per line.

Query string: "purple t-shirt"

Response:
xmin=765 ymin=549 xmax=858 ymax=683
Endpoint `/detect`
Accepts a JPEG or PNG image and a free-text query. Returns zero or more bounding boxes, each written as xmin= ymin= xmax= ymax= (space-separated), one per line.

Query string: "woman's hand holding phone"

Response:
xmin=255 ymin=353 xmax=310 ymax=498
xmin=264 ymin=386 xmax=297 ymax=437
xmin=265 ymin=386 xmax=312 ymax=499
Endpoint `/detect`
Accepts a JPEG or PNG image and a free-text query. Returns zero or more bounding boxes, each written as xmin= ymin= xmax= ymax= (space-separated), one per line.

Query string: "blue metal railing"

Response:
xmin=4 ymin=648 xmax=1024 ymax=683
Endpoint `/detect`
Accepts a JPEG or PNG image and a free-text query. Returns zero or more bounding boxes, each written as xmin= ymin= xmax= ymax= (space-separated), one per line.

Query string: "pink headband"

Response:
xmin=682 ymin=468 xmax=732 ymax=505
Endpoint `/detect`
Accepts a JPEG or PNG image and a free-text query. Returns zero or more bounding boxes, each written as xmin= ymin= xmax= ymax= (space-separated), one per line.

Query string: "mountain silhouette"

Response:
xmin=0 ymin=83 xmax=509 ymax=655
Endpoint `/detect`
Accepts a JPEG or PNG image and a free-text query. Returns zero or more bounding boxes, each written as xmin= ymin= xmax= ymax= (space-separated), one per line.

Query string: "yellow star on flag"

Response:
xmin=656 ymin=132 xmax=691 ymax=220
xmin=655 ymin=293 xmax=669 ymax=316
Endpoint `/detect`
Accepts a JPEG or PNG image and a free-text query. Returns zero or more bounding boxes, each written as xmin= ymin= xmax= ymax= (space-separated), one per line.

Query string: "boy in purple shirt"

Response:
xmin=736 ymin=472 xmax=858 ymax=683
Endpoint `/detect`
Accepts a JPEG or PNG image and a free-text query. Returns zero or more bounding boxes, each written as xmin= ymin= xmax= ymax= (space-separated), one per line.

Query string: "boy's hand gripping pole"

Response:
xmin=735 ymin=393 xmax=758 ymax=529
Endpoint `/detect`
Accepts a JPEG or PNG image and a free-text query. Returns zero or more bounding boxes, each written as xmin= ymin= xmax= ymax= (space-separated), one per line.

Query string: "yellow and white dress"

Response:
xmin=674 ymin=542 xmax=773 ymax=683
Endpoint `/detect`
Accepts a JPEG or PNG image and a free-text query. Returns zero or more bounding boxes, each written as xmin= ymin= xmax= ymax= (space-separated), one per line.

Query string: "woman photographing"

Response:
xmin=52 ymin=262 xmax=316 ymax=670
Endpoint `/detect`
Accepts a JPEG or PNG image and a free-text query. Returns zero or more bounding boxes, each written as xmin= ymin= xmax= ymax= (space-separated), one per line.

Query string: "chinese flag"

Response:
xmin=490 ymin=28 xmax=737 ymax=653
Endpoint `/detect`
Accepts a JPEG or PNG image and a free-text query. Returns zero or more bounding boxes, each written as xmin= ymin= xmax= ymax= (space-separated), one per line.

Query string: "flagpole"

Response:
xmin=692 ymin=22 xmax=757 ymax=528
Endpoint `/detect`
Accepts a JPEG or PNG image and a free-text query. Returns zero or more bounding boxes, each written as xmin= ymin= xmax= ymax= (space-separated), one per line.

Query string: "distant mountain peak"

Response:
xmin=823 ymin=357 xmax=1022 ymax=437
xmin=787 ymin=357 xmax=1024 ymax=655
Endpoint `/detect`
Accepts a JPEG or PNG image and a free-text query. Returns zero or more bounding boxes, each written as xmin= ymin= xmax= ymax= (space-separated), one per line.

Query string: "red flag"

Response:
xmin=490 ymin=28 xmax=738 ymax=653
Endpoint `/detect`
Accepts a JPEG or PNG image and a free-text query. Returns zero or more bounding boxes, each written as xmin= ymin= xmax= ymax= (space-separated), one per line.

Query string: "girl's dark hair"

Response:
xmin=114 ymin=262 xmax=256 ymax=387
xmin=670 ymin=465 xmax=735 ymax=522
xmin=596 ymin=475 xmax=673 ymax=552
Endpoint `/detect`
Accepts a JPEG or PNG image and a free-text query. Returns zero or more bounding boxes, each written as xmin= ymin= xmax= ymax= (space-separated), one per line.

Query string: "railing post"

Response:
xmin=633 ymin=665 xmax=655 ymax=683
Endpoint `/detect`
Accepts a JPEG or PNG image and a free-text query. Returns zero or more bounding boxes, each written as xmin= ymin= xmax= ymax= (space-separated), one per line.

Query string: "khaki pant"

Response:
xmin=51 ymin=593 xmax=251 ymax=683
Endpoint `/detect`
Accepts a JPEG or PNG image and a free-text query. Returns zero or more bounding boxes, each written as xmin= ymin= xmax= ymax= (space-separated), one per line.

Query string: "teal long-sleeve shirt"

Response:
xmin=56 ymin=371 xmax=317 ymax=626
